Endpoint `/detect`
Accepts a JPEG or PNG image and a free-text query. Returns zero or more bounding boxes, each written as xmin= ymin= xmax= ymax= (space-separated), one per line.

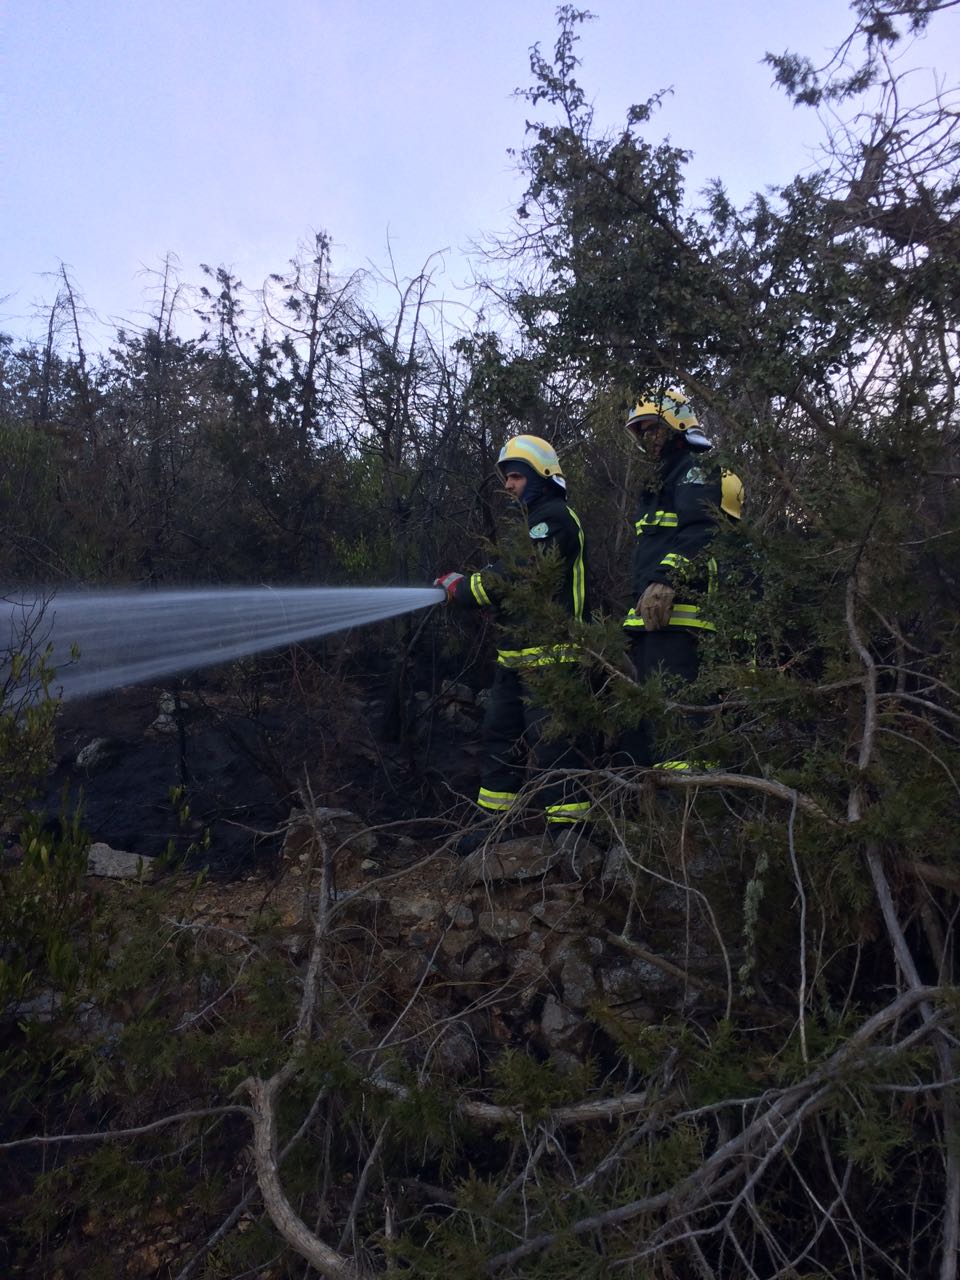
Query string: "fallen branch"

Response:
xmin=482 ymin=987 xmax=944 ymax=1274
xmin=173 ymin=1085 xmax=329 ymax=1280
xmin=900 ymin=859 xmax=960 ymax=895
xmin=370 ymin=1069 xmax=654 ymax=1128
xmin=603 ymin=930 xmax=731 ymax=1005
xmin=584 ymin=766 xmax=836 ymax=824
xmin=238 ymin=782 xmax=361 ymax=1279
xmin=0 ymin=1105 xmax=249 ymax=1152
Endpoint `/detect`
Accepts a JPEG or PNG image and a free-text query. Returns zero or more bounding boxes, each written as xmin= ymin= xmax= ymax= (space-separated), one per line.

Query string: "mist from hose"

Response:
xmin=1 ymin=586 xmax=445 ymax=702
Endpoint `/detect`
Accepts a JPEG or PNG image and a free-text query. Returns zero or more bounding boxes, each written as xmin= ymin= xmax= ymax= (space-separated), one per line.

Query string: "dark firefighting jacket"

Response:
xmin=450 ymin=487 xmax=589 ymax=667
xmin=624 ymin=445 xmax=732 ymax=636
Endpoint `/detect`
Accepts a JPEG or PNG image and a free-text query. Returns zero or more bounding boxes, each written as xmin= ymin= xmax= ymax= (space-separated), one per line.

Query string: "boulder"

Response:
xmin=148 ymin=712 xmax=179 ymax=735
xmin=86 ymin=842 xmax=156 ymax=880
xmin=457 ymin=836 xmax=557 ymax=886
xmin=530 ymin=898 xmax=603 ymax=934
xmin=600 ymin=956 xmax=678 ymax=1001
xmin=75 ymin=737 xmax=122 ymax=771
xmin=441 ymin=680 xmax=474 ymax=705
xmin=387 ymin=895 xmax=441 ymax=929
xmin=540 ymin=995 xmax=583 ymax=1049
xmin=548 ymin=827 xmax=604 ymax=879
xmin=478 ymin=909 xmax=528 ymax=942
xmin=461 ymin=945 xmax=505 ymax=983
xmin=559 ymin=952 xmax=599 ymax=1010
xmin=283 ymin=806 xmax=378 ymax=860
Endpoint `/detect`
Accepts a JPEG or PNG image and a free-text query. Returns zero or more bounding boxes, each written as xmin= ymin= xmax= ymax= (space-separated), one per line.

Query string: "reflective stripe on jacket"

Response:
xmin=450 ymin=489 xmax=590 ymax=667
xmin=626 ymin=447 xmax=728 ymax=633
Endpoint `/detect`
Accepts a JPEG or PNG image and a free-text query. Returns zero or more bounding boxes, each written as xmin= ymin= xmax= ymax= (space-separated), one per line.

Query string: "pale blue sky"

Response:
xmin=2 ymin=1 xmax=952 ymax=343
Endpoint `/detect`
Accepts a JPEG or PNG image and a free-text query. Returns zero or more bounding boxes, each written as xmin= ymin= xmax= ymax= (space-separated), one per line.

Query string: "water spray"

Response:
xmin=1 ymin=586 xmax=444 ymax=702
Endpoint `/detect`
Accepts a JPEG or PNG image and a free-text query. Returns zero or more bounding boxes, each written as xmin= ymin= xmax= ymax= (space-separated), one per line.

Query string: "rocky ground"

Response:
xmin=3 ymin=645 xmax=752 ymax=1277
xmin=24 ymin=643 xmax=743 ymax=1065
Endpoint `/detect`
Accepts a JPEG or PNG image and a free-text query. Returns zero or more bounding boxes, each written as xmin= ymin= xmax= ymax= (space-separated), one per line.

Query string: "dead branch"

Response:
xmin=173 ymin=1085 xmax=329 ymax=1280
xmin=337 ymin=1120 xmax=390 ymax=1253
xmin=238 ymin=784 xmax=362 ymax=1279
xmin=370 ymin=1068 xmax=655 ymax=1128
xmin=603 ymin=930 xmax=731 ymax=1006
xmin=0 ymin=1105 xmax=250 ymax=1152
xmin=589 ymin=766 xmax=837 ymax=823
xmin=247 ymin=1074 xmax=360 ymax=1279
xmin=847 ymin=573 xmax=960 ymax=1280
xmin=482 ymin=987 xmax=943 ymax=1274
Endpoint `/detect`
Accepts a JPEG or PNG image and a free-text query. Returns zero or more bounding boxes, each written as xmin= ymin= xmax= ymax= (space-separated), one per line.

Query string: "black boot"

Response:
xmin=454 ymin=816 xmax=520 ymax=857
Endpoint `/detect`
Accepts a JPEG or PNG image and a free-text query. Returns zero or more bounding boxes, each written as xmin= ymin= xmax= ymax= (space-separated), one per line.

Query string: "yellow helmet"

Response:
xmin=497 ymin=435 xmax=566 ymax=489
xmin=625 ymin=390 xmax=712 ymax=450
xmin=721 ymin=469 xmax=744 ymax=520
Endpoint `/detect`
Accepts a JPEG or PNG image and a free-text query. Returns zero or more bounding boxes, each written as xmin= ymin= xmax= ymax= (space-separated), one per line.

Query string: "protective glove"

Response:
xmin=638 ymin=582 xmax=675 ymax=631
xmin=434 ymin=571 xmax=465 ymax=602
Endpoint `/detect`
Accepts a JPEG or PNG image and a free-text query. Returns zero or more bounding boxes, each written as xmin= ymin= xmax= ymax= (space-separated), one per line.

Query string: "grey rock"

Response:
xmin=75 ymin=737 xmax=121 ymax=770
xmin=560 ymin=953 xmax=598 ymax=1010
xmin=601 ymin=956 xmax=677 ymax=1000
xmin=549 ymin=1049 xmax=584 ymax=1077
xmin=510 ymin=949 xmax=545 ymax=981
xmin=380 ymin=947 xmax=427 ymax=987
xmin=478 ymin=909 xmax=528 ymax=942
xmin=74 ymin=1000 xmax=123 ymax=1042
xmin=600 ymin=966 xmax=640 ymax=1002
xmin=530 ymin=899 xmax=600 ymax=933
xmin=388 ymin=895 xmax=439 ymax=928
xmin=549 ymin=828 xmax=603 ymax=878
xmin=441 ymin=680 xmax=474 ymax=705
xmin=407 ymin=928 xmax=440 ymax=952
xmin=149 ymin=712 xmax=179 ymax=735
xmin=158 ymin=691 xmax=178 ymax=714
xmin=461 ymin=945 xmax=504 ymax=981
xmin=443 ymin=904 xmax=474 ymax=928
xmin=442 ymin=706 xmax=476 ymax=732
xmin=600 ymin=845 xmax=633 ymax=888
xmin=436 ymin=1024 xmax=477 ymax=1077
xmin=331 ymin=890 xmax=387 ymax=928
xmin=13 ymin=989 xmax=63 ymax=1023
xmin=439 ymin=928 xmax=474 ymax=959
xmin=540 ymin=995 xmax=582 ymax=1048
xmin=284 ymin=807 xmax=378 ymax=859
xmin=86 ymin=842 xmax=155 ymax=880
xmin=526 ymin=928 xmax=548 ymax=953
xmin=458 ymin=837 xmax=556 ymax=886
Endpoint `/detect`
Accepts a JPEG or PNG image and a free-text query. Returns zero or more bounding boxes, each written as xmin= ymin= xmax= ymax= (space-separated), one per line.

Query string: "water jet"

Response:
xmin=1 ymin=586 xmax=444 ymax=701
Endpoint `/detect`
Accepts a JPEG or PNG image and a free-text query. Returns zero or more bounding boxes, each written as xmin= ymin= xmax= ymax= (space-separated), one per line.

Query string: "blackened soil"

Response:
xmin=40 ymin=661 xmax=484 ymax=878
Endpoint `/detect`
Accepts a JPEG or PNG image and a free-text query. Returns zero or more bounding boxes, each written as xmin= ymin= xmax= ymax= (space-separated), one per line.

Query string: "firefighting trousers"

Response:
xmin=476 ymin=666 xmax=590 ymax=826
xmin=616 ymin=629 xmax=708 ymax=769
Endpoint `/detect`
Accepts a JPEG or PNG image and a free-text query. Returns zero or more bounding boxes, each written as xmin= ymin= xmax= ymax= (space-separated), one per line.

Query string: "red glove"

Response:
xmin=434 ymin=571 xmax=465 ymax=602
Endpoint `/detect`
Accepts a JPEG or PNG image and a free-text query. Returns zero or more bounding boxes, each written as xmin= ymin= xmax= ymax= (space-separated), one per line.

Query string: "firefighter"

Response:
xmin=618 ymin=390 xmax=743 ymax=769
xmin=435 ymin=435 xmax=592 ymax=855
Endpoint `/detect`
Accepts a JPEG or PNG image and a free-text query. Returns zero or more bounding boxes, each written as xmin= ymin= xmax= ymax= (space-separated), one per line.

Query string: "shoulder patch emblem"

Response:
xmin=529 ymin=522 xmax=550 ymax=539
xmin=685 ymin=467 xmax=707 ymax=484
